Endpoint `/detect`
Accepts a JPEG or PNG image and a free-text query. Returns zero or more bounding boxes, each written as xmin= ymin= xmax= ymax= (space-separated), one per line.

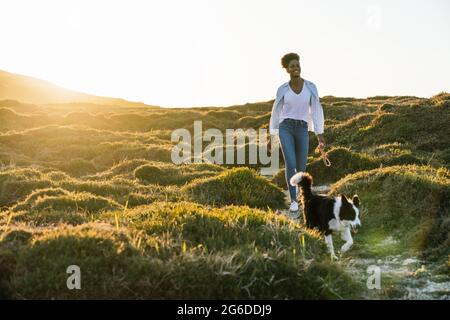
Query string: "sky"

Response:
xmin=0 ymin=0 xmax=449 ymax=107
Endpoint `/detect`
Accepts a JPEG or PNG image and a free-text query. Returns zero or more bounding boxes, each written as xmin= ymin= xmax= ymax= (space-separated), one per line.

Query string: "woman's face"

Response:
xmin=286 ymin=59 xmax=301 ymax=78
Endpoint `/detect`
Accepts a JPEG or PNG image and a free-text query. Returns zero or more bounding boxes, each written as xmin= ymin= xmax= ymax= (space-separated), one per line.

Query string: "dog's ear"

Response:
xmin=352 ymin=195 xmax=360 ymax=208
xmin=341 ymin=194 xmax=348 ymax=203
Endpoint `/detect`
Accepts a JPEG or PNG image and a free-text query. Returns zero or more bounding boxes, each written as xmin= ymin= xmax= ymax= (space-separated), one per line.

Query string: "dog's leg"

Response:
xmin=325 ymin=234 xmax=338 ymax=260
xmin=340 ymin=227 xmax=353 ymax=253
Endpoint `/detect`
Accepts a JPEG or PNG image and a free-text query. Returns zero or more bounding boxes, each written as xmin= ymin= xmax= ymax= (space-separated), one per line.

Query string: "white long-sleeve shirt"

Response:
xmin=269 ymin=79 xmax=325 ymax=135
xmin=279 ymin=83 xmax=312 ymax=124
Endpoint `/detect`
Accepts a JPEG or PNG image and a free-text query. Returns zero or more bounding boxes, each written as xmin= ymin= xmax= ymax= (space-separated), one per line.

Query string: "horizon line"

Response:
xmin=2 ymin=68 xmax=445 ymax=109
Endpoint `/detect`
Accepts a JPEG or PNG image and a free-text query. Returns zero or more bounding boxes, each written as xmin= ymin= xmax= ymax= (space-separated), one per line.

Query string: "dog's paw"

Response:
xmin=340 ymin=244 xmax=353 ymax=254
xmin=330 ymin=253 xmax=339 ymax=261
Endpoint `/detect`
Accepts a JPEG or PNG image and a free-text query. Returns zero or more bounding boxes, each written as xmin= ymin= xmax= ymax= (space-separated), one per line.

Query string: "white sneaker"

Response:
xmin=289 ymin=201 xmax=299 ymax=212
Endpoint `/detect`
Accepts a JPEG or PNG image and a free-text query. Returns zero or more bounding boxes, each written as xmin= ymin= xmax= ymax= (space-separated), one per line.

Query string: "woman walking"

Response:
xmin=269 ymin=52 xmax=325 ymax=212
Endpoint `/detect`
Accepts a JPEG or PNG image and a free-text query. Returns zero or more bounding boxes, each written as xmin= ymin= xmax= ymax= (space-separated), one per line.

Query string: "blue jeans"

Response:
xmin=278 ymin=118 xmax=309 ymax=202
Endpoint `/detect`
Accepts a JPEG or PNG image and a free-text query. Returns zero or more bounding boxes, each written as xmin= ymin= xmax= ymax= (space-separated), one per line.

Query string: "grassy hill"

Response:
xmin=0 ymin=71 xmax=448 ymax=299
xmin=0 ymin=70 xmax=159 ymax=109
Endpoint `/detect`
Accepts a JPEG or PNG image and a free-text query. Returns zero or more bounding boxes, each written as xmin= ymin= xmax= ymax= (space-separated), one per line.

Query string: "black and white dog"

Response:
xmin=290 ymin=172 xmax=361 ymax=259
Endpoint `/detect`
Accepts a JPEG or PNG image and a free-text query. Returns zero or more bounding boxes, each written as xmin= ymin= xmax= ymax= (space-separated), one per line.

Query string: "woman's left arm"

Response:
xmin=317 ymin=134 xmax=326 ymax=148
xmin=310 ymin=83 xmax=325 ymax=147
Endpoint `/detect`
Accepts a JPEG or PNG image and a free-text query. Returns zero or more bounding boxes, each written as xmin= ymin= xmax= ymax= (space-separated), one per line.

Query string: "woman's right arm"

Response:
xmin=268 ymin=87 xmax=282 ymax=152
xmin=269 ymin=87 xmax=281 ymax=136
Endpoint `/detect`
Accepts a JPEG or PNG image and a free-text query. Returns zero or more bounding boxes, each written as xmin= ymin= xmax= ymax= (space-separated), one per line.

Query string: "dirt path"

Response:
xmin=277 ymin=185 xmax=450 ymax=300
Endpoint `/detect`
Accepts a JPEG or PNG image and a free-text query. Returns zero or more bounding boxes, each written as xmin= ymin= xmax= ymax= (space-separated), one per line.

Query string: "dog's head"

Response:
xmin=339 ymin=194 xmax=361 ymax=230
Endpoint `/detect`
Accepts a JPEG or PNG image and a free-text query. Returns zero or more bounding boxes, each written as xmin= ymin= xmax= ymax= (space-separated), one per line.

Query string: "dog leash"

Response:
xmin=315 ymin=143 xmax=332 ymax=167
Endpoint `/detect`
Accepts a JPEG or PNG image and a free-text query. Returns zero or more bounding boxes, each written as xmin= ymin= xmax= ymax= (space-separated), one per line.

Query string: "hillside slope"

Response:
xmin=0 ymin=70 xmax=159 ymax=109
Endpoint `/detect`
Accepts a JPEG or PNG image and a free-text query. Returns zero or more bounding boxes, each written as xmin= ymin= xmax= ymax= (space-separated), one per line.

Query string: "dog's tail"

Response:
xmin=290 ymin=172 xmax=313 ymax=199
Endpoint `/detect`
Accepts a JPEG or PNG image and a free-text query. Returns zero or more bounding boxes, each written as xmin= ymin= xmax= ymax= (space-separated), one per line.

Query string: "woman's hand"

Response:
xmin=316 ymin=134 xmax=331 ymax=166
xmin=317 ymin=134 xmax=326 ymax=149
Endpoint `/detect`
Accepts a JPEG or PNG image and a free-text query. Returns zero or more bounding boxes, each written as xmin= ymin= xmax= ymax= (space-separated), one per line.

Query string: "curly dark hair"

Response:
xmin=281 ymin=53 xmax=300 ymax=69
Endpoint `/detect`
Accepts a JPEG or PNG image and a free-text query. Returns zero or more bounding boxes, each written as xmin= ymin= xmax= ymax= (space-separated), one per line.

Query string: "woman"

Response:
xmin=269 ymin=52 xmax=325 ymax=212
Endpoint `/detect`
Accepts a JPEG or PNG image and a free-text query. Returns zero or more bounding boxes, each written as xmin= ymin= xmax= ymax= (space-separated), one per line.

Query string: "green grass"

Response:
xmin=134 ymin=162 xmax=224 ymax=186
xmin=183 ymin=167 xmax=285 ymax=209
xmin=271 ymin=146 xmax=426 ymax=186
xmin=327 ymin=101 xmax=450 ymax=154
xmin=1 ymin=92 xmax=448 ymax=299
xmin=0 ymin=166 xmax=185 ymax=215
xmin=0 ymin=203 xmax=362 ymax=299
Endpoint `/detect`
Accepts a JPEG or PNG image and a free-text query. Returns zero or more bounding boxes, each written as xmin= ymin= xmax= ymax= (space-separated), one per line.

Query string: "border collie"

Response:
xmin=290 ymin=172 xmax=361 ymax=259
